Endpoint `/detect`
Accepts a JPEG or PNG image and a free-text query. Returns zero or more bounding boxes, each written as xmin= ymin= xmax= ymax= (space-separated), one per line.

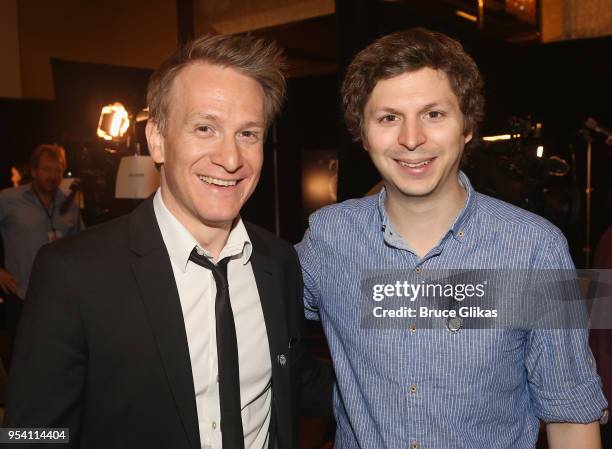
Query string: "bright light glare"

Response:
xmin=536 ymin=145 xmax=544 ymax=158
xmin=97 ymin=103 xmax=130 ymax=141
xmin=482 ymin=134 xmax=522 ymax=142
xmin=456 ymin=10 xmax=478 ymax=22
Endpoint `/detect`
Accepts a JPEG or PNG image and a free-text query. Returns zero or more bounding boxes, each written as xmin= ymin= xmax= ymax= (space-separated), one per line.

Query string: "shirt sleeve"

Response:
xmin=295 ymin=215 xmax=323 ymax=321
xmin=525 ymin=228 xmax=608 ymax=423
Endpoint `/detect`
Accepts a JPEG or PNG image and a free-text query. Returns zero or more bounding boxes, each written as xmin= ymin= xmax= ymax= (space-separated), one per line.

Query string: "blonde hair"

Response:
xmin=147 ymin=34 xmax=286 ymax=134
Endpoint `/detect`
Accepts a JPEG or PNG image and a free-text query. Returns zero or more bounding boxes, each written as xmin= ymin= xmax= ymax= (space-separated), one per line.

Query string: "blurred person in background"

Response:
xmin=0 ymin=144 xmax=82 ymax=324
xmin=9 ymin=162 xmax=31 ymax=188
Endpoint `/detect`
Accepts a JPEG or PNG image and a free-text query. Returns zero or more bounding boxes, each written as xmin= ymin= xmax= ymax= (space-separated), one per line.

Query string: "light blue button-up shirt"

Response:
xmin=0 ymin=184 xmax=82 ymax=298
xmin=296 ymin=172 xmax=606 ymax=449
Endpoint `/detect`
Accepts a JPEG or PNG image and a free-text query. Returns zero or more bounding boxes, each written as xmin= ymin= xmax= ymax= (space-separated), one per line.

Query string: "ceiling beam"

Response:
xmin=205 ymin=0 xmax=335 ymax=35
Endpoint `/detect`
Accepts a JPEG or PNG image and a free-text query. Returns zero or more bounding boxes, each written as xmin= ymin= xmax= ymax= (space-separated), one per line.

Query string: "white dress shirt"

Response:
xmin=153 ymin=191 xmax=272 ymax=449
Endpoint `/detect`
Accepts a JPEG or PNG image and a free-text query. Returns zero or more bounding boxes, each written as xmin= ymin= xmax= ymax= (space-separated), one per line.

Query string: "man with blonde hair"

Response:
xmin=6 ymin=34 xmax=331 ymax=449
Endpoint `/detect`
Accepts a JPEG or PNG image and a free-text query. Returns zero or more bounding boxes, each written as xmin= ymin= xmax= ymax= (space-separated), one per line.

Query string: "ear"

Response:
xmin=464 ymin=130 xmax=473 ymax=145
xmin=361 ymin=131 xmax=370 ymax=152
xmin=146 ymin=119 xmax=165 ymax=164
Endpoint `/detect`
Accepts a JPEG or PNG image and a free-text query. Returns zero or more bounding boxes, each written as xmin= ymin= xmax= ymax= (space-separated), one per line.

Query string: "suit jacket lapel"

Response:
xmin=246 ymin=223 xmax=289 ymax=361
xmin=245 ymin=224 xmax=294 ymax=448
xmin=128 ymin=198 xmax=200 ymax=449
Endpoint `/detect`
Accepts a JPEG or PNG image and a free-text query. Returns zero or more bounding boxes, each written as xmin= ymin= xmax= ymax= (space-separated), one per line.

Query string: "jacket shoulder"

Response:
xmin=48 ymin=213 xmax=131 ymax=260
xmin=244 ymin=221 xmax=296 ymax=258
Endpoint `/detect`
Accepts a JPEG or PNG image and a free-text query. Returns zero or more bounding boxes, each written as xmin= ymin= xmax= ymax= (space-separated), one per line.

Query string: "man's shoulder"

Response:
xmin=48 ymin=213 xmax=131 ymax=258
xmin=0 ymin=184 xmax=28 ymax=201
xmin=243 ymin=221 xmax=295 ymax=257
xmin=308 ymin=195 xmax=379 ymax=229
xmin=474 ymin=191 xmax=565 ymax=240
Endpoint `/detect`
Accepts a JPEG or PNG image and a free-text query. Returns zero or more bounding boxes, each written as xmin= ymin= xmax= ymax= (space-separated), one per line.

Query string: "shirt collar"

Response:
xmin=153 ymin=189 xmax=252 ymax=272
xmin=448 ymin=171 xmax=477 ymax=242
xmin=377 ymin=170 xmax=477 ymax=247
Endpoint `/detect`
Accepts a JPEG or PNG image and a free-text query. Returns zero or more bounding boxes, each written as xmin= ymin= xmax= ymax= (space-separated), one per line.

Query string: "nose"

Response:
xmin=211 ymin=136 xmax=243 ymax=173
xmin=397 ymin=117 xmax=426 ymax=151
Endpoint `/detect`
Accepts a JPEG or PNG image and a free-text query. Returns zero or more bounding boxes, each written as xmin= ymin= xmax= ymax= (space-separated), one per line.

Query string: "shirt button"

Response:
xmin=409 ymin=324 xmax=417 ymax=333
xmin=447 ymin=317 xmax=463 ymax=332
xmin=415 ymin=267 xmax=421 ymax=273
xmin=409 ymin=384 xmax=417 ymax=394
xmin=411 ymin=442 xmax=419 ymax=449
xmin=212 ymin=421 xmax=217 ymax=430
xmin=457 ymin=230 xmax=465 ymax=238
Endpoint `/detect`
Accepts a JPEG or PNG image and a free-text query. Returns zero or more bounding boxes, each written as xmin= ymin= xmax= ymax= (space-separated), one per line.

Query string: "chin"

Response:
xmin=398 ymin=189 xmax=434 ymax=198
xmin=393 ymin=181 xmax=437 ymax=197
xmin=196 ymin=209 xmax=240 ymax=227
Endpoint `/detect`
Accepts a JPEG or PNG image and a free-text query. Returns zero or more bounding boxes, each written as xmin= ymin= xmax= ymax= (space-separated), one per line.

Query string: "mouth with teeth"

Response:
xmin=197 ymin=175 xmax=239 ymax=187
xmin=396 ymin=157 xmax=436 ymax=169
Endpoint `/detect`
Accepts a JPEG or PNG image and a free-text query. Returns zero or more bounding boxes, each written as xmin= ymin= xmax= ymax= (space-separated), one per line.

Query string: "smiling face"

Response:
xmin=146 ymin=62 xmax=265 ymax=234
xmin=363 ymin=67 xmax=472 ymax=206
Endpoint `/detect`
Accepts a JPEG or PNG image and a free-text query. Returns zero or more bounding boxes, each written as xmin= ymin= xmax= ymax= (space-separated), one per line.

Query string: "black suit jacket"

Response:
xmin=4 ymin=198 xmax=332 ymax=448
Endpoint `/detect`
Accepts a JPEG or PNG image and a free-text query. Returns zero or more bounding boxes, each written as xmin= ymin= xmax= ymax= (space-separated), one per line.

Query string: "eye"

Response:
xmin=195 ymin=124 xmax=214 ymax=134
xmin=379 ymin=114 xmax=399 ymax=124
xmin=424 ymin=110 xmax=445 ymax=121
xmin=238 ymin=130 xmax=261 ymax=142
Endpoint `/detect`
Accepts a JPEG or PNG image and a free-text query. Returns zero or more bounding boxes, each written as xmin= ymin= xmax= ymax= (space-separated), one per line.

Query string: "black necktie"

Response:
xmin=189 ymin=248 xmax=244 ymax=449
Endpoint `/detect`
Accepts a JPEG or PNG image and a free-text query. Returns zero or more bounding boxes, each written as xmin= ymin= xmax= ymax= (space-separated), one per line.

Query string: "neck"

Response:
xmin=384 ymin=176 xmax=466 ymax=257
xmin=160 ymin=189 xmax=233 ymax=262
xmin=193 ymin=224 xmax=233 ymax=262
xmin=32 ymin=184 xmax=55 ymax=207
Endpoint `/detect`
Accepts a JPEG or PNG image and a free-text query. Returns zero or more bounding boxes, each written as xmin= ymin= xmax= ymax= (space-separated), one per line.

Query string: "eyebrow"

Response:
xmin=187 ymin=113 xmax=265 ymax=128
xmin=241 ymin=121 xmax=266 ymax=129
xmin=419 ymin=101 xmax=451 ymax=111
xmin=370 ymin=101 xmax=452 ymax=116
xmin=189 ymin=113 xmax=219 ymax=123
xmin=371 ymin=107 xmax=404 ymax=116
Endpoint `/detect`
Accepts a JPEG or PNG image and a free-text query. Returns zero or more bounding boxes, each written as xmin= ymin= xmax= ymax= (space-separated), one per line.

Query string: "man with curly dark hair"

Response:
xmin=297 ymin=28 xmax=606 ymax=448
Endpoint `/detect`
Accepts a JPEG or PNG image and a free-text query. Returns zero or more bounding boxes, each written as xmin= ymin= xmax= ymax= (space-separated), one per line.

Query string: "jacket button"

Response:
xmin=277 ymin=354 xmax=287 ymax=366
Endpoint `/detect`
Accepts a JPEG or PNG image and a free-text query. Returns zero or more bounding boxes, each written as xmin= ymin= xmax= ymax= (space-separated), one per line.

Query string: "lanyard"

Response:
xmin=33 ymin=190 xmax=57 ymax=239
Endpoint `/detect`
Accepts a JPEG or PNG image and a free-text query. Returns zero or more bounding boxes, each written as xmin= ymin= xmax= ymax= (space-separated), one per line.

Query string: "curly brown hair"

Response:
xmin=341 ymin=27 xmax=485 ymax=142
xmin=147 ymin=33 xmax=286 ymax=134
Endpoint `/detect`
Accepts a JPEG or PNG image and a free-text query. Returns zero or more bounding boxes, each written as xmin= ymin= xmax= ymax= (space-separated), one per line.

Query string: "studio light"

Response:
xmin=95 ymin=103 xmax=159 ymax=199
xmin=97 ymin=102 xmax=130 ymax=141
